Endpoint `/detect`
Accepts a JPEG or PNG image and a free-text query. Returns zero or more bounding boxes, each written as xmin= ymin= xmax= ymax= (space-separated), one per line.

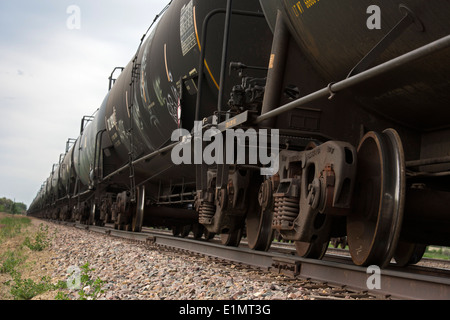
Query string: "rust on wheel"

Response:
xmin=131 ymin=186 xmax=145 ymax=233
xmin=394 ymin=241 xmax=426 ymax=267
xmin=294 ymin=140 xmax=329 ymax=260
xmin=294 ymin=240 xmax=329 ymax=259
xmin=246 ymin=179 xmax=275 ymax=251
xmin=220 ymin=228 xmax=243 ymax=247
xmin=347 ymin=129 xmax=405 ymax=268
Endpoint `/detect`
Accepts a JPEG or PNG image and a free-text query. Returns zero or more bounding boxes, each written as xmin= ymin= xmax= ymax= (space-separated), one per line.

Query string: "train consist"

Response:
xmin=28 ymin=0 xmax=450 ymax=268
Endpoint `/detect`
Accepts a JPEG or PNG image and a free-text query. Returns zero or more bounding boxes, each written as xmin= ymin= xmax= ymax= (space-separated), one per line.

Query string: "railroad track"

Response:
xmin=52 ymin=220 xmax=450 ymax=300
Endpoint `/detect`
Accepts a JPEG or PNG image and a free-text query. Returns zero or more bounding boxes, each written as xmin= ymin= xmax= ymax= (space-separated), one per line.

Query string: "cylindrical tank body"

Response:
xmin=73 ymin=97 xmax=109 ymax=187
xmin=72 ymin=138 xmax=83 ymax=185
xmin=39 ymin=183 xmax=46 ymax=208
xmin=59 ymin=146 xmax=75 ymax=196
xmin=39 ymin=186 xmax=45 ymax=208
xmin=51 ymin=164 xmax=60 ymax=198
xmin=29 ymin=187 xmax=44 ymax=213
xmin=45 ymin=175 xmax=52 ymax=202
xmin=105 ymin=0 xmax=272 ymax=164
xmin=259 ymin=0 xmax=450 ymax=131
xmin=73 ymin=122 xmax=96 ymax=187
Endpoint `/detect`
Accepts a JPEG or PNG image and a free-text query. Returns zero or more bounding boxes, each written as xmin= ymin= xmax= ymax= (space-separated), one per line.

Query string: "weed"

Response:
xmin=5 ymin=274 xmax=66 ymax=300
xmin=76 ymin=262 xmax=105 ymax=300
xmin=0 ymin=216 xmax=31 ymax=241
xmin=23 ymin=224 xmax=51 ymax=251
xmin=0 ymin=250 xmax=25 ymax=274
xmin=6 ymin=275 xmax=52 ymax=300
xmin=53 ymin=262 xmax=106 ymax=300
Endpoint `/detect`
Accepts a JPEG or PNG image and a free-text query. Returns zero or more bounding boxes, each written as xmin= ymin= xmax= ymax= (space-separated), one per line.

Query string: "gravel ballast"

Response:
xmin=28 ymin=221 xmax=379 ymax=301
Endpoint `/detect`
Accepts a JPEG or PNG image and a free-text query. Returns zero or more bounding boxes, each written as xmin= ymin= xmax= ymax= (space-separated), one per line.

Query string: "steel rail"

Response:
xmin=60 ymin=222 xmax=450 ymax=300
xmin=147 ymin=234 xmax=450 ymax=300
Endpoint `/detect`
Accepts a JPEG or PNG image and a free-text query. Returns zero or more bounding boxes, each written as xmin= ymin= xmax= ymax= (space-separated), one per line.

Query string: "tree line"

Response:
xmin=0 ymin=197 xmax=27 ymax=215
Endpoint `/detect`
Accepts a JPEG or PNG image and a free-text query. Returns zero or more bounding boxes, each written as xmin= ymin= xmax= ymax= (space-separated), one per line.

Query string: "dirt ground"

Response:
xmin=0 ymin=213 xmax=61 ymax=300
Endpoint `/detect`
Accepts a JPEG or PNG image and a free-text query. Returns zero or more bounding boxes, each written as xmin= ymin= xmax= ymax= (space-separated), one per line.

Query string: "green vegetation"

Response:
xmin=56 ymin=262 xmax=105 ymax=300
xmin=0 ymin=214 xmax=106 ymax=300
xmin=0 ymin=197 xmax=27 ymax=215
xmin=77 ymin=262 xmax=105 ymax=300
xmin=0 ymin=216 xmax=31 ymax=242
xmin=3 ymin=260 xmax=105 ymax=300
xmin=0 ymin=215 xmax=59 ymax=300
xmin=0 ymin=250 xmax=25 ymax=274
xmin=327 ymin=238 xmax=450 ymax=261
xmin=424 ymin=246 xmax=450 ymax=260
xmin=5 ymin=275 xmax=67 ymax=301
xmin=23 ymin=224 xmax=51 ymax=251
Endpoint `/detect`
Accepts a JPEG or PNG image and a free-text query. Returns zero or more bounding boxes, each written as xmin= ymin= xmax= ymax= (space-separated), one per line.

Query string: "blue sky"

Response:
xmin=0 ymin=0 xmax=169 ymax=206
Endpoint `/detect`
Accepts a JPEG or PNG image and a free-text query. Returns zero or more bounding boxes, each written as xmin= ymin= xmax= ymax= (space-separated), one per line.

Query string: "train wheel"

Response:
xmin=87 ymin=206 xmax=94 ymax=226
xmin=115 ymin=213 xmax=128 ymax=230
xmin=394 ymin=241 xmax=426 ymax=267
xmin=246 ymin=179 xmax=275 ymax=251
xmin=192 ymin=223 xmax=204 ymax=239
xmin=347 ymin=129 xmax=405 ymax=268
xmin=131 ymin=186 xmax=144 ymax=233
xmin=90 ymin=202 xmax=105 ymax=226
xmin=203 ymin=230 xmax=215 ymax=240
xmin=220 ymin=229 xmax=243 ymax=247
xmin=181 ymin=225 xmax=191 ymax=238
xmin=294 ymin=240 xmax=329 ymax=259
xmin=172 ymin=226 xmax=181 ymax=237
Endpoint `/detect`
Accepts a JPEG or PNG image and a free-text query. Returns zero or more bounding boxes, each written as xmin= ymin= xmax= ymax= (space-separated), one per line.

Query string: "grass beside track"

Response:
xmin=0 ymin=213 xmax=105 ymax=300
xmin=0 ymin=213 xmax=61 ymax=300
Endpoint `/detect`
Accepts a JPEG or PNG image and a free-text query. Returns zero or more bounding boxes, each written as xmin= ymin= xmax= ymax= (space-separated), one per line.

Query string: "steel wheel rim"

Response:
xmin=132 ymin=186 xmax=145 ymax=232
xmin=347 ymin=129 xmax=405 ymax=267
xmin=220 ymin=228 xmax=243 ymax=247
xmin=246 ymin=179 xmax=274 ymax=251
xmin=394 ymin=241 xmax=426 ymax=267
xmin=294 ymin=240 xmax=329 ymax=259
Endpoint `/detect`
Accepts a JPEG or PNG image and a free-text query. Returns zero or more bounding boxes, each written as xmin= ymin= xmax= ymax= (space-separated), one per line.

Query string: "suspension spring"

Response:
xmin=272 ymin=195 xmax=300 ymax=230
xmin=198 ymin=201 xmax=215 ymax=225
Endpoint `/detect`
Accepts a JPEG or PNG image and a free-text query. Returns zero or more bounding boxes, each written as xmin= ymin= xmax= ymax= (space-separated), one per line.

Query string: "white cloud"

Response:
xmin=0 ymin=0 xmax=170 ymax=206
